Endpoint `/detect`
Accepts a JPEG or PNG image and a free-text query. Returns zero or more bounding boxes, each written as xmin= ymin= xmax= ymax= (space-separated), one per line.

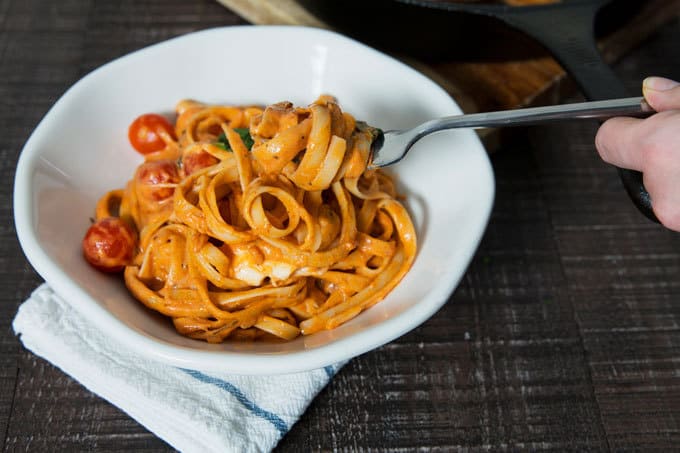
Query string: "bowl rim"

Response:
xmin=14 ymin=25 xmax=494 ymax=375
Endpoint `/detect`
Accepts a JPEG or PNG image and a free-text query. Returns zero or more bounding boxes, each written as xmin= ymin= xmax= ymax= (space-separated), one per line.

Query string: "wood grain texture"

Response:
xmin=523 ymin=22 xmax=680 ymax=444
xmin=2 ymin=0 xmax=680 ymax=451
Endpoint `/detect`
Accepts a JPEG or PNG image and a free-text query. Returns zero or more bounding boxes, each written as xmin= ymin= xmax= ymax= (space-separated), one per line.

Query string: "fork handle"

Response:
xmin=422 ymin=96 xmax=652 ymax=132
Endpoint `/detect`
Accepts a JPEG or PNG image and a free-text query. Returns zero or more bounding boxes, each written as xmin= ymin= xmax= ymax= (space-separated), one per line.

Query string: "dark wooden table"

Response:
xmin=3 ymin=1 xmax=680 ymax=451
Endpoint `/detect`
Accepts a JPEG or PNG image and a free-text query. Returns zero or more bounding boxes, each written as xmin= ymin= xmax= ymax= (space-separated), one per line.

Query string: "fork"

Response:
xmin=368 ymin=96 xmax=653 ymax=168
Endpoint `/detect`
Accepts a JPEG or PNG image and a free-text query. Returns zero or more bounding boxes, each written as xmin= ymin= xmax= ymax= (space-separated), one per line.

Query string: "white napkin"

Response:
xmin=12 ymin=284 xmax=343 ymax=453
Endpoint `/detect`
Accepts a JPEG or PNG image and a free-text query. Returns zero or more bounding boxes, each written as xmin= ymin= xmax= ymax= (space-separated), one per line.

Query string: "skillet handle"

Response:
xmin=499 ymin=1 xmax=658 ymax=223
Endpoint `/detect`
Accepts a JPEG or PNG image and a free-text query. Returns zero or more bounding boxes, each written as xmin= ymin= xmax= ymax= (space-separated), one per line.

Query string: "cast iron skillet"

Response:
xmin=299 ymin=0 xmax=657 ymax=222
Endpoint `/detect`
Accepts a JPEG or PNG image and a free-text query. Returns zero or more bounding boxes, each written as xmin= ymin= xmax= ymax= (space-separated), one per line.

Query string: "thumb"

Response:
xmin=642 ymin=76 xmax=680 ymax=112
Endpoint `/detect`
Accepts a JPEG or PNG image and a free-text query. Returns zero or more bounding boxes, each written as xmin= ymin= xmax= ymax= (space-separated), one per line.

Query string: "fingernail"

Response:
xmin=643 ymin=76 xmax=680 ymax=91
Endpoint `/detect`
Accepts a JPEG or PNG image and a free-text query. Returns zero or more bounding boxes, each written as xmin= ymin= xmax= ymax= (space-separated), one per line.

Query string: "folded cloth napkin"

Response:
xmin=13 ymin=284 xmax=343 ymax=453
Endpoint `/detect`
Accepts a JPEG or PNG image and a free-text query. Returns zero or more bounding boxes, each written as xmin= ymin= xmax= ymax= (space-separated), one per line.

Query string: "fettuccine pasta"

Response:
xmin=82 ymin=96 xmax=416 ymax=343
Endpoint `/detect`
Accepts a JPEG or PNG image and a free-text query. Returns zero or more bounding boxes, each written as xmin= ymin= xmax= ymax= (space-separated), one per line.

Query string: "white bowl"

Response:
xmin=14 ymin=26 xmax=494 ymax=375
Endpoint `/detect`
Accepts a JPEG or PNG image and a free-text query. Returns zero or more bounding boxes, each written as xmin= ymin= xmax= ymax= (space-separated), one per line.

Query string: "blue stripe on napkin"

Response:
xmin=180 ymin=368 xmax=288 ymax=437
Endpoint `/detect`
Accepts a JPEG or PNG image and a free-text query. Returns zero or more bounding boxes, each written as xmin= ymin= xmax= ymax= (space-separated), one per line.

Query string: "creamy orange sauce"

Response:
xmin=93 ymin=97 xmax=417 ymax=342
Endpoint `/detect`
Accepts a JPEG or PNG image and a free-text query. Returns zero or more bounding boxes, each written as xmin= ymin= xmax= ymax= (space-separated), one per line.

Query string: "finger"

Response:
xmin=594 ymin=116 xmax=645 ymax=171
xmin=642 ymin=76 xmax=680 ymax=112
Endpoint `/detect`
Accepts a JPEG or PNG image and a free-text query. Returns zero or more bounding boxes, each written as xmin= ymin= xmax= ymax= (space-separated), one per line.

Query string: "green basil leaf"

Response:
xmin=214 ymin=128 xmax=253 ymax=152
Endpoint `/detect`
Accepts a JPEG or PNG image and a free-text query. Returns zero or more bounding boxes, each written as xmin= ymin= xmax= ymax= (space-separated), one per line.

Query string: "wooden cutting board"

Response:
xmin=216 ymin=0 xmax=679 ymax=148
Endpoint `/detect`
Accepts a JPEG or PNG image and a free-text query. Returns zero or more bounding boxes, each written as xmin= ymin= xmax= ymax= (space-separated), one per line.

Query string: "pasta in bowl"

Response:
xmin=84 ymin=96 xmax=416 ymax=343
xmin=14 ymin=26 xmax=493 ymax=374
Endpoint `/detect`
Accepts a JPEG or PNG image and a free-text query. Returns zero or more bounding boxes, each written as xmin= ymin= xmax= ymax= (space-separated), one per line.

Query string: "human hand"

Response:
xmin=595 ymin=76 xmax=680 ymax=231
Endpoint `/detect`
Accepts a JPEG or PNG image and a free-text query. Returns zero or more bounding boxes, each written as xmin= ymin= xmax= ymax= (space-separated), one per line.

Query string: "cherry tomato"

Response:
xmin=135 ymin=159 xmax=181 ymax=201
xmin=82 ymin=217 xmax=137 ymax=272
xmin=128 ymin=113 xmax=176 ymax=154
xmin=182 ymin=149 xmax=218 ymax=176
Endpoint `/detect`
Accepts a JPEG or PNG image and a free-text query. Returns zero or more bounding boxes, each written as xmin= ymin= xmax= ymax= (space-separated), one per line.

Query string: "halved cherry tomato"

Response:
xmin=82 ymin=217 xmax=137 ymax=272
xmin=134 ymin=159 xmax=181 ymax=201
xmin=182 ymin=149 xmax=218 ymax=176
xmin=128 ymin=113 xmax=176 ymax=154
